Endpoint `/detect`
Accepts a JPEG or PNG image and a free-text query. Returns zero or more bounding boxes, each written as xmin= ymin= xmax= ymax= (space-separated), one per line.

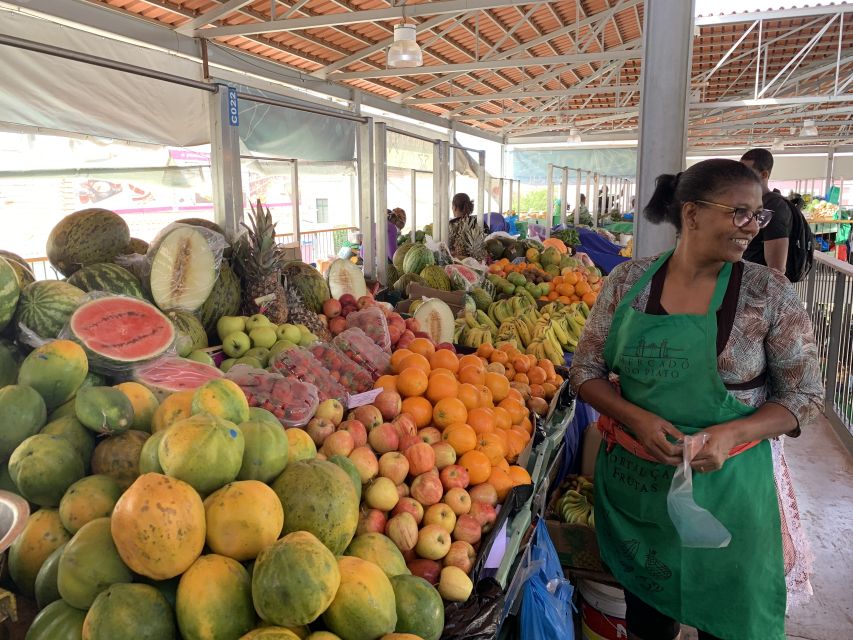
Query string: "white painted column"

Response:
xmin=209 ymin=86 xmax=243 ymax=236
xmin=374 ymin=122 xmax=388 ymax=285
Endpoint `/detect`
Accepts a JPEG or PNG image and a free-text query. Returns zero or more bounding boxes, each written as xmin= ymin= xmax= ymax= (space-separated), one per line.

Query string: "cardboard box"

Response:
xmin=545 ymin=489 xmax=608 ymax=573
xmin=279 ymin=242 xmax=301 ymax=262
xmin=395 ymin=283 xmax=467 ymax=316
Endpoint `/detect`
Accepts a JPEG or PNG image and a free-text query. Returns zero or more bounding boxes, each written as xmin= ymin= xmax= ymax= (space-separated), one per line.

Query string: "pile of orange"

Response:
xmin=541 ymin=267 xmax=602 ymax=306
xmin=487 ymin=258 xmax=546 ymax=276
xmin=375 ymin=337 xmax=534 ymax=501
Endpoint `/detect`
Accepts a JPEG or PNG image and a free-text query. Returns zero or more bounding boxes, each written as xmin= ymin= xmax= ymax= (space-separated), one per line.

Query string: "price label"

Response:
xmin=227 ymin=87 xmax=239 ymax=126
xmin=347 ymin=388 xmax=382 ymax=409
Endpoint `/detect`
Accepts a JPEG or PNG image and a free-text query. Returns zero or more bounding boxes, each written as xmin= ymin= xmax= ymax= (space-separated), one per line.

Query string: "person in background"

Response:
xmin=387 ymin=207 xmax=406 ymax=262
xmin=570 ymin=158 xmax=820 ymax=640
xmin=575 ymin=193 xmax=593 ymax=226
xmin=740 ymin=148 xmax=792 ymax=276
xmin=449 ymin=193 xmax=488 ymax=257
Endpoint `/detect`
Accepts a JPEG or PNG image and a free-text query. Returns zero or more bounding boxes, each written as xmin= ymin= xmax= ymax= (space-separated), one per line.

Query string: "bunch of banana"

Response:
xmin=487 ymin=295 xmax=540 ymax=327
xmin=496 ymin=314 xmax=536 ymax=349
xmin=535 ymin=301 xmax=590 ymax=354
xmin=557 ymin=488 xmax=595 ymax=528
xmin=453 ymin=310 xmax=498 ymax=348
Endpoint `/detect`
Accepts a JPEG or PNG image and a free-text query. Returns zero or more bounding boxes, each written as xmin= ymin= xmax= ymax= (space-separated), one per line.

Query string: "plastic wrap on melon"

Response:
xmin=226 ymin=364 xmax=318 ymax=427
xmin=307 ymin=341 xmax=374 ymax=394
xmin=332 ymin=327 xmax=391 ymax=380
xmin=268 ymin=346 xmax=348 ymax=405
xmin=132 ymin=355 xmax=222 ymax=401
xmin=344 ymin=307 xmax=391 ymax=353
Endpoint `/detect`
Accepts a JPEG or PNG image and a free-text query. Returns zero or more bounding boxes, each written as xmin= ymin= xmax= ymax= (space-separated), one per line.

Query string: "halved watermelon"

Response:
xmin=327 ymin=259 xmax=368 ymax=300
xmin=133 ymin=356 xmax=223 ymax=401
xmin=444 ymin=264 xmax=480 ymax=291
xmin=69 ymin=296 xmax=175 ymax=371
xmin=413 ymin=299 xmax=455 ymax=345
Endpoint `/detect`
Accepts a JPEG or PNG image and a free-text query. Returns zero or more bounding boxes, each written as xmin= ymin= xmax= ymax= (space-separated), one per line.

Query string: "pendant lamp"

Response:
xmin=388 ymin=24 xmax=423 ymax=68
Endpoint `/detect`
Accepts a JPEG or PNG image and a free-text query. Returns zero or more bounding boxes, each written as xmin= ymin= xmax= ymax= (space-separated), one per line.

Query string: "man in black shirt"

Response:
xmin=740 ymin=148 xmax=792 ymax=276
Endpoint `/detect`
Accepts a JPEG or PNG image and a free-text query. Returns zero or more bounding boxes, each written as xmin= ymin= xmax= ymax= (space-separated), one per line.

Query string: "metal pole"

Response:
xmin=374 ymin=122 xmax=388 ymax=285
xmin=593 ymin=173 xmax=600 ymax=227
xmin=290 ymin=160 xmax=300 ymax=244
xmin=585 ymin=171 xmax=591 ymax=222
xmin=357 ymin=118 xmax=376 ymax=280
xmin=208 ymin=87 xmax=243 ymax=236
xmin=410 ymin=169 xmax=417 ymax=243
xmin=546 ymin=163 xmax=555 ymax=226
xmin=825 ymin=148 xmax=836 ymax=198
xmin=508 ymin=180 xmax=514 ymax=215
xmin=517 ymin=180 xmax=522 ymax=216
xmin=477 ymin=150 xmax=486 ymax=230
xmin=574 ymin=169 xmax=582 ymax=226
xmin=560 ymin=168 xmax=569 ymax=227
xmin=499 ymin=179 xmax=504 ymax=215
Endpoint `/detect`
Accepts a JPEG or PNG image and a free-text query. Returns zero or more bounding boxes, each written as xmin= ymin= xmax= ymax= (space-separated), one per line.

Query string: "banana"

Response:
xmin=551 ymin=318 xmax=571 ymax=346
xmin=514 ymin=319 xmax=531 ymax=347
xmin=578 ymin=301 xmax=591 ymax=319
xmin=522 ymin=313 xmax=537 ymax=336
xmin=543 ymin=331 xmax=564 ymax=365
xmin=454 ymin=324 xmax=464 ymax=342
xmin=488 ymin=302 xmax=502 ymax=326
xmin=477 ymin=310 xmax=498 ymax=333
xmin=481 ymin=330 xmax=494 ymax=345
xmin=463 ymin=311 xmax=479 ymax=330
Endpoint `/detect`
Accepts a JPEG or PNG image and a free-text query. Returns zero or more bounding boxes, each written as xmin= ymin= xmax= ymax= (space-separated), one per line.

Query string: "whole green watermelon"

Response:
xmin=0 ymin=250 xmax=35 ymax=287
xmin=401 ymin=245 xmax=434 ymax=275
xmin=66 ymin=263 xmax=148 ymax=300
xmin=167 ymin=310 xmax=208 ymax=357
xmin=392 ymin=242 xmax=414 ymax=271
xmin=196 ymin=262 xmax=241 ymax=339
xmin=15 ymin=280 xmax=86 ymax=340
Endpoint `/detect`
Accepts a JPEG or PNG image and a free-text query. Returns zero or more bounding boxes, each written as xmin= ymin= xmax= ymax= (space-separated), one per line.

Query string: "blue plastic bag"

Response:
xmin=519 ymin=520 xmax=575 ymax=639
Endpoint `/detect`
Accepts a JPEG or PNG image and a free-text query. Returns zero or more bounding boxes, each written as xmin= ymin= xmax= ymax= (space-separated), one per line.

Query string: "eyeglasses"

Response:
xmin=695 ymin=200 xmax=774 ymax=229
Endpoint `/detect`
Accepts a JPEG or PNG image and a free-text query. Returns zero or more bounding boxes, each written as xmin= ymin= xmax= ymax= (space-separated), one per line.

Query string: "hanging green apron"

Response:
xmin=596 ymin=251 xmax=786 ymax=639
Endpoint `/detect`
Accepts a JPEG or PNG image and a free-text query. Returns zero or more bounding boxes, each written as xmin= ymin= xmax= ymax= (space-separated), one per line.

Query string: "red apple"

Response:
xmin=368 ymin=423 xmax=400 ymax=454
xmin=414 ymin=331 xmax=432 ymax=340
xmin=444 ymin=540 xmax=476 ymax=574
xmin=407 ymin=559 xmax=441 ymax=585
xmin=469 ymin=502 xmax=498 ymax=532
xmin=432 ymin=442 xmax=457 ymax=469
xmin=322 ymin=298 xmax=342 ymax=318
xmin=397 ymin=483 xmax=410 ymax=498
xmin=443 ymin=487 xmax=472 ymax=516
xmin=436 ymin=342 xmax=457 ymax=353
xmin=468 ymin=483 xmax=498 ymax=506
xmin=357 ymin=508 xmax=387 ymax=535
xmin=392 ymin=497 xmax=424 ymax=524
xmin=350 ymin=405 xmax=383 ymax=431
xmin=401 ymin=548 xmax=417 ymax=563
xmin=341 ymin=304 xmax=357 ymax=318
xmin=364 ymin=477 xmax=399 ymax=511
xmin=410 ymin=472 xmax=444 ymax=506
xmin=389 ymin=324 xmax=403 ymax=345
xmin=452 ymin=514 xmax=482 ymax=545
xmin=418 ymin=427 xmax=442 ymax=445
xmin=374 ymin=390 xmax=402 ymax=421
xmin=416 ymin=524 xmax=452 ymax=561
xmin=404 ymin=442 xmax=436 ymax=476
xmin=305 ymin=417 xmax=336 ymax=447
xmin=423 ymin=503 xmax=457 ymax=534
xmin=339 ymin=294 xmax=356 ymax=307
xmin=357 ymin=295 xmax=374 ymax=309
xmin=348 ymin=446 xmax=379 ymax=483
xmin=329 ymin=316 xmax=347 ymax=335
xmin=440 ymin=465 xmax=470 ymax=491
xmin=385 ymin=512 xmax=418 ymax=552
xmin=320 ymin=430 xmax=354 ymax=458
xmin=398 ymin=434 xmax=421 ymax=452
xmin=397 ymin=331 xmax=415 ymax=351
xmin=405 ymin=318 xmax=420 ymax=333
xmin=338 ymin=419 xmax=367 ymax=448
xmin=392 ymin=413 xmax=418 ymax=438
xmin=378 ymin=451 xmax=410 ymax=485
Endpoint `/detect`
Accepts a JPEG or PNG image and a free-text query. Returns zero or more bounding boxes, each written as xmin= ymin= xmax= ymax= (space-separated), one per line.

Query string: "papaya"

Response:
xmin=34 ymin=543 xmax=66 ymax=610
xmin=9 ymin=434 xmax=85 ymax=507
xmin=151 ymin=390 xmax=194 ymax=432
xmin=17 ymin=340 xmax=88 ymax=410
xmin=40 ymin=416 xmax=97 ymax=471
xmin=83 ymin=583 xmax=177 ymax=640
xmin=345 ymin=533 xmax=410 ymax=578
xmin=204 ymin=481 xmax=284 ymax=562
xmin=191 ymin=378 xmax=250 ymax=424
xmin=138 ymin=429 xmax=166 ymax=474
xmin=59 ymin=475 xmax=123 ymax=534
xmin=328 ymin=455 xmax=362 ymax=500
xmin=390 ymin=575 xmax=444 ymax=640
xmin=90 ymin=429 xmax=149 ymax=490
xmin=75 ymin=386 xmax=134 ymax=435
xmin=241 ymin=629 xmax=302 ymax=640
xmin=8 ymin=508 xmax=70 ymax=598
xmin=322 ymin=556 xmax=397 ymax=640
xmin=237 ymin=419 xmax=289 ymax=483
xmin=0 ymin=384 xmax=47 ymax=459
xmin=26 ymin=600 xmax=86 ymax=640
xmin=114 ymin=381 xmax=159 ymax=432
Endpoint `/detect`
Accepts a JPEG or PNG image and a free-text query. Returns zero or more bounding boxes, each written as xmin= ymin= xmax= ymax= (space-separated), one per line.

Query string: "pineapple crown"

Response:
xmin=235 ymin=199 xmax=284 ymax=274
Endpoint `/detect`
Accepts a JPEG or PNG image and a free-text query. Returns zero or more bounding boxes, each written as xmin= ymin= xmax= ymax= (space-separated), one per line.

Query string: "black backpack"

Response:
xmin=784 ymin=198 xmax=814 ymax=283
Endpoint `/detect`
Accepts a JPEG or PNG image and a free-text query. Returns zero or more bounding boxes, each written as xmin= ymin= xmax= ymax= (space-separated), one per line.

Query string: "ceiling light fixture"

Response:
xmin=800 ymin=119 xmax=818 ymax=137
xmin=387 ymin=23 xmax=423 ymax=69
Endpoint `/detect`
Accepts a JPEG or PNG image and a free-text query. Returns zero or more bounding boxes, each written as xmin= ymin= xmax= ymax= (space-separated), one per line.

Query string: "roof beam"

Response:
xmin=695 ymin=5 xmax=848 ymax=26
xmin=691 ymin=95 xmax=853 ymax=109
xmin=174 ymin=0 xmax=255 ymax=34
xmin=457 ymin=105 xmax=640 ymax=121
xmin=187 ymin=0 xmax=552 ymax=38
xmin=409 ymin=85 xmax=640 ymax=105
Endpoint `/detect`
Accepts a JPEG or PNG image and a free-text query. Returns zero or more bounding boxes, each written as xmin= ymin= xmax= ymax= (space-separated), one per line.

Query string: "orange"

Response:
xmin=433 ymin=397 xmax=467 ymax=429
xmin=374 ymin=374 xmax=398 ymax=392
xmin=426 ymin=374 xmax=459 ymax=404
xmin=487 ymin=467 xmax=514 ymax=501
xmin=468 ymin=407 xmax=496 ymax=435
xmin=476 ymin=343 xmax=494 ymax=359
xmin=493 ymin=406 xmax=512 ymax=431
xmin=564 ymin=271 xmax=579 ymax=285
xmin=582 ymin=292 xmax=598 ymax=307
xmin=458 ymin=365 xmax=485 ymax=386
xmin=575 ymin=281 xmax=592 ymax=296
xmin=477 ymin=384 xmax=494 ymax=408
xmin=390 ymin=349 xmax=413 ymax=373
xmin=476 ymin=433 xmax=506 ymax=467
xmin=442 ymin=423 xmax=477 ymax=455
xmin=495 ymin=457 xmax=510 ymax=472
xmin=399 ymin=353 xmax=431 ymax=375
xmin=499 ymin=398 xmax=527 ymax=425
xmin=515 ymin=416 xmax=534 ymax=435
xmin=528 ymin=366 xmax=547 ymax=386
xmin=397 ymin=367 xmax=429 ymax=398
xmin=512 ymin=356 xmax=530 ymax=373
xmin=458 ymin=354 xmax=484 ymax=370
xmin=458 ymin=450 xmax=491 ymax=485
xmin=402 ymin=396 xmax=433 ymax=429
xmin=429 ymin=367 xmax=455 ymax=379
xmin=504 ymin=430 xmax=527 ymax=462
xmin=489 ymin=350 xmax=509 ymax=365
xmin=529 ymin=384 xmax=545 ymax=399
xmin=484 ymin=372 xmax=510 ymax=403
xmin=511 ymin=425 xmax=532 ymax=445
xmin=408 ymin=337 xmax=436 ymax=358
xmin=513 ymin=373 xmax=529 ymax=385
xmin=429 ymin=349 xmax=459 ymax=373
xmin=457 ymin=383 xmax=481 ymax=411
xmin=507 ymin=465 xmax=532 ymax=486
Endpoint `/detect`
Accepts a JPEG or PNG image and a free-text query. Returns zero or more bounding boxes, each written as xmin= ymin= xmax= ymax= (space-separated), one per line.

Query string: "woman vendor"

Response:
xmin=569 ymin=158 xmax=822 ymax=639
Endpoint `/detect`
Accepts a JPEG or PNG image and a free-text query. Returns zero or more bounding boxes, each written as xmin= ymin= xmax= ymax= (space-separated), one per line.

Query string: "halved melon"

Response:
xmin=149 ymin=227 xmax=217 ymax=312
xmin=134 ymin=356 xmax=223 ymax=402
xmin=327 ymin=259 xmax=368 ymax=300
xmin=413 ymin=299 xmax=454 ymax=345
xmin=69 ymin=297 xmax=175 ymax=370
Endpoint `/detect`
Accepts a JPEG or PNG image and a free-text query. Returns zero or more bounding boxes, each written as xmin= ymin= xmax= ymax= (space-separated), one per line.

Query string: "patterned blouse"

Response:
xmin=569 ymin=256 xmax=823 ymax=430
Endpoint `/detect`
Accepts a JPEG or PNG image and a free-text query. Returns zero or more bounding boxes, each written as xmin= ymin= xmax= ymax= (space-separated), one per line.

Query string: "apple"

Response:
xmin=444 ymin=540 xmax=476 ymax=574
xmin=249 ymin=326 xmax=277 ymax=349
xmin=389 ymin=324 xmax=403 ymax=345
xmin=469 ymin=501 xmax=498 ymax=532
xmin=368 ymin=423 xmax=399 ymax=454
xmin=392 ymin=497 xmax=424 ymax=524
xmin=217 ymin=315 xmax=246 ymax=342
xmin=245 ymin=314 xmax=271 ymax=332
xmin=397 ymin=331 xmax=415 ymax=351
xmin=401 ymin=548 xmax=417 ymax=564
xmin=322 ymin=298 xmax=342 ymax=318
xmin=328 ymin=316 xmax=347 ymax=335
xmin=268 ymin=339 xmax=296 ymax=361
xmin=234 ymin=356 xmax=263 ymax=369
xmin=423 ymin=503 xmax=457 ymax=534
xmin=436 ymin=342 xmax=456 ymax=353
xmin=443 ymin=487 xmax=472 ymax=516
xmin=416 ymin=524 xmax=452 ymax=561
xmin=378 ymin=452 xmax=410 ymax=485
xmin=186 ymin=350 xmax=215 ymax=366
xmin=357 ymin=295 xmax=374 ymax=309
xmin=397 ymin=483 xmax=410 ymax=498
xmin=244 ymin=347 xmax=271 ymax=366
xmin=357 ymin=508 xmax=387 ymax=536
xmin=418 ymin=427 xmax=442 ymax=445
xmin=404 ymin=442 xmax=436 ymax=476
xmin=414 ymin=331 xmax=432 ymax=340
xmin=405 ymin=318 xmax=420 ymax=333
xmin=348 ymin=446 xmax=379 ymax=483
xmin=407 ymin=559 xmax=441 ymax=585
xmin=469 ymin=483 xmax=498 ymax=506
xmin=321 ymin=430 xmax=354 ymax=458
xmin=298 ymin=328 xmax=316 ymax=347
xmin=439 ymin=566 xmax=473 ymax=602
xmin=220 ymin=358 xmax=237 ymax=373
xmin=364 ymin=477 xmax=399 ymax=511
xmin=222 ymin=331 xmax=251 ymax=358
xmin=452 ymin=514 xmax=482 ymax=545
xmin=432 ymin=442 xmax=457 ymax=470
xmin=305 ymin=417 xmax=336 ymax=447
xmin=440 ymin=465 xmax=470 ymax=491
xmin=350 ymin=405 xmax=382 ymax=431
xmin=338 ymin=419 xmax=367 ymax=447
xmin=398 ymin=434 xmax=421 ymax=452
xmin=315 ymin=399 xmax=345 ymax=426
xmin=374 ymin=390 xmax=402 ymax=421
xmin=315 ymin=451 xmax=327 ymax=461
xmin=410 ymin=472 xmax=443 ymax=507
xmin=276 ymin=323 xmax=302 ymax=344
xmin=339 ymin=293 xmax=356 ymax=307
xmin=391 ymin=413 xmax=418 ymax=438
xmin=385 ymin=512 xmax=418 ymax=552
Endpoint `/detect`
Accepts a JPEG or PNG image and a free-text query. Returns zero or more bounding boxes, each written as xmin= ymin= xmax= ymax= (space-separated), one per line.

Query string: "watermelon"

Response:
xmin=167 ymin=310 xmax=208 ymax=357
xmin=47 ymin=208 xmax=131 ymax=277
xmin=0 ymin=257 xmax=21 ymax=332
xmin=419 ymin=265 xmax=451 ymax=291
xmin=327 ymin=259 xmax=368 ymax=301
xmin=15 ymin=280 xmax=86 ymax=340
xmin=281 ymin=261 xmax=331 ymax=314
xmin=149 ymin=226 xmax=217 ymax=312
xmin=401 ymin=245 xmax=434 ymax=275
xmin=445 ymin=264 xmax=479 ymax=290
xmin=196 ymin=262 xmax=242 ymax=339
xmin=413 ymin=299 xmax=454 ymax=345
xmin=385 ymin=264 xmax=399 ymax=289
xmin=68 ymin=296 xmax=175 ymax=369
xmin=66 ymin=263 xmax=148 ymax=300
xmin=134 ymin=356 xmax=224 ymax=402
xmin=392 ymin=242 xmax=414 ymax=272
xmin=0 ymin=250 xmax=35 ymax=287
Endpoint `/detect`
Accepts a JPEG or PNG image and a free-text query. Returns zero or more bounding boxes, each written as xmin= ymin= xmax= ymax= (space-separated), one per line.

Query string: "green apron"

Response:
xmin=596 ymin=251 xmax=786 ymax=639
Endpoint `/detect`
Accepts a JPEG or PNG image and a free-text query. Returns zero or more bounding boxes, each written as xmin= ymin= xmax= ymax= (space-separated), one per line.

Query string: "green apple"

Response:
xmin=245 ymin=314 xmax=271 ymax=332
xmin=234 ymin=356 xmax=263 ymax=369
xmin=249 ymin=326 xmax=278 ymax=349
xmin=222 ymin=331 xmax=251 ymax=358
xmin=186 ymin=350 xmax=215 ymax=366
xmin=276 ymin=323 xmax=302 ymax=344
xmin=245 ymin=347 xmax=271 ymax=367
xmin=268 ymin=340 xmax=296 ymax=361
xmin=314 ymin=399 xmax=345 ymax=426
xmin=217 ymin=316 xmax=246 ymax=342
xmin=298 ymin=332 xmax=316 ymax=347
xmin=220 ymin=358 xmax=237 ymax=373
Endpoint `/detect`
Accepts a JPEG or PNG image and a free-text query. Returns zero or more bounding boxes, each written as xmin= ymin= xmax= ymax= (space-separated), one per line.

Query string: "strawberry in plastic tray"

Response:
xmin=225 ymin=364 xmax=318 ymax=427
xmin=269 ymin=346 xmax=348 ymax=404
xmin=332 ymin=327 xmax=391 ymax=380
xmin=308 ymin=342 xmax=374 ymax=394
xmin=345 ymin=306 xmax=391 ymax=353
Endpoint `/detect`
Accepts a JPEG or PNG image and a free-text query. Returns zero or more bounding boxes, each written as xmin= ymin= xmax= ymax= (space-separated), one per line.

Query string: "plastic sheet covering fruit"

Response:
xmin=268 ymin=346 xmax=348 ymax=404
xmin=226 ymin=364 xmax=319 ymax=427
xmin=307 ymin=342 xmax=374 ymax=394
xmin=345 ymin=307 xmax=391 ymax=353
xmin=332 ymin=327 xmax=391 ymax=380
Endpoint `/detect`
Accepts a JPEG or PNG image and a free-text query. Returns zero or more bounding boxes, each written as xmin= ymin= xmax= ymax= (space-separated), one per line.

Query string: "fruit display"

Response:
xmin=554 ymin=476 xmax=595 ymax=528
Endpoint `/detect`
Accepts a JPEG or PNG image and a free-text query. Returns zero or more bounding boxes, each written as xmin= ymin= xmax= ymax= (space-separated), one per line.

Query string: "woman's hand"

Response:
xmin=627 ymin=411 xmax=685 ymax=466
xmin=691 ymin=424 xmax=739 ymax=473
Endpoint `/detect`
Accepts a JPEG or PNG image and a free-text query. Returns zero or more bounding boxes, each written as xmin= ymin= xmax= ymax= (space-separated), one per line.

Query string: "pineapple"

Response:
xmin=233 ymin=199 xmax=289 ymax=323
xmin=450 ymin=217 xmax=488 ymax=262
xmin=283 ymin=276 xmax=331 ymax=342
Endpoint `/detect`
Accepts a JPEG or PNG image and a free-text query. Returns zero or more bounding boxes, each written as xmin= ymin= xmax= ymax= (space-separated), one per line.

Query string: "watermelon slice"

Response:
xmin=69 ymin=296 xmax=175 ymax=372
xmin=134 ymin=356 xmax=223 ymax=401
xmin=445 ymin=264 xmax=480 ymax=291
